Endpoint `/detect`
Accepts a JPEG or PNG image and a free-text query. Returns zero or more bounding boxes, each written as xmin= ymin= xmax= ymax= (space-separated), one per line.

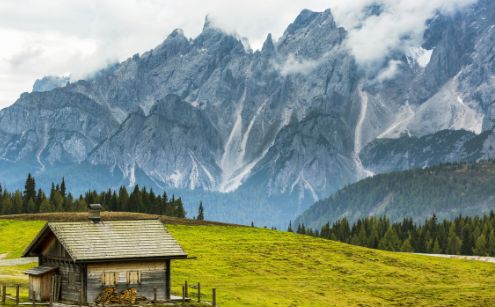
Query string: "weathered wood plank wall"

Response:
xmin=86 ymin=261 xmax=168 ymax=303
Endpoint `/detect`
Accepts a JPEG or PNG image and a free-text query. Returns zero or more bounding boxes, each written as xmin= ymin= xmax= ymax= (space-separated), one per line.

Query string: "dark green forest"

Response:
xmin=295 ymin=160 xmax=495 ymax=230
xmin=0 ymin=174 xmax=187 ymax=218
xmin=293 ymin=213 xmax=495 ymax=257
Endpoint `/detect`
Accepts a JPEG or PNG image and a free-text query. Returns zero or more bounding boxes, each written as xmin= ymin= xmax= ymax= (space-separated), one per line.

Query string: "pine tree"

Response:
xmin=23 ymin=174 xmax=36 ymax=207
xmin=378 ymin=228 xmax=401 ymax=251
xmin=60 ymin=177 xmax=66 ymax=198
xmin=52 ymin=191 xmax=64 ymax=212
xmin=473 ymin=234 xmax=488 ymax=256
xmin=0 ymin=193 xmax=13 ymax=214
xmin=175 ymin=197 xmax=186 ymax=218
xmin=487 ymin=230 xmax=495 ymax=256
xmin=461 ymin=226 xmax=475 ymax=255
xmin=118 ymin=186 xmax=129 ymax=212
xmin=39 ymin=199 xmax=53 ymax=212
xmin=447 ymin=225 xmax=462 ymax=255
xmin=400 ymin=238 xmax=414 ymax=252
xmin=26 ymin=198 xmax=36 ymax=213
xmin=76 ymin=198 xmax=88 ymax=212
xmin=287 ymin=221 xmax=293 ymax=232
xmin=13 ymin=191 xmax=23 ymax=214
xmin=432 ymin=239 xmax=442 ymax=254
xmin=197 ymin=202 xmax=205 ymax=221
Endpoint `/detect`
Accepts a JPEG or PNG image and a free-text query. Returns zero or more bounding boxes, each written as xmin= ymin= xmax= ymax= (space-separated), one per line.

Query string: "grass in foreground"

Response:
xmin=1 ymin=217 xmax=495 ymax=306
xmin=168 ymin=225 xmax=495 ymax=306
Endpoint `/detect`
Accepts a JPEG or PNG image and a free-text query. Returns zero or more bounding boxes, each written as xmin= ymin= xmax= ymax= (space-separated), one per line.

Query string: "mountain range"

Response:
xmin=1 ymin=0 xmax=494 ymax=227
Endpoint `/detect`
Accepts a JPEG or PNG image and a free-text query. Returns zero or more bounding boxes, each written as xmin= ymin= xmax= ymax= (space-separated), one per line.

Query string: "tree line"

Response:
xmin=0 ymin=174 xmax=191 ymax=218
xmin=291 ymin=213 xmax=495 ymax=257
xmin=296 ymin=160 xmax=495 ymax=229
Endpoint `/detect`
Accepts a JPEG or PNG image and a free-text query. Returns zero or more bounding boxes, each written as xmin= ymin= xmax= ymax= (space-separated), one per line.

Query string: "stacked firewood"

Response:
xmin=95 ymin=288 xmax=138 ymax=305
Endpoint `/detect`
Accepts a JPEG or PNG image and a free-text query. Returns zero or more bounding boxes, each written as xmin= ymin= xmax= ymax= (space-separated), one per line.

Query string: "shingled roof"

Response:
xmin=23 ymin=219 xmax=187 ymax=262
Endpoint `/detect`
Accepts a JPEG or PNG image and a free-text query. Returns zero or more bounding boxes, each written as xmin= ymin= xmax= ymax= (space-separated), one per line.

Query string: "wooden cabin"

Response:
xmin=22 ymin=205 xmax=187 ymax=304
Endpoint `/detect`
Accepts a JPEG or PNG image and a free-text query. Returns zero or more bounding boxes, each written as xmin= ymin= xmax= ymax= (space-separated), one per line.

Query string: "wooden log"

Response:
xmin=16 ymin=285 xmax=19 ymax=305
xmin=50 ymin=276 xmax=55 ymax=306
xmin=2 ymin=285 xmax=6 ymax=304
xmin=212 ymin=288 xmax=216 ymax=307
xmin=197 ymin=283 xmax=201 ymax=303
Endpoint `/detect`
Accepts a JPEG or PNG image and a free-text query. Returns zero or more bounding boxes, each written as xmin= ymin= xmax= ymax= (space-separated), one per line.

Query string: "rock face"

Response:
xmin=361 ymin=129 xmax=495 ymax=174
xmin=1 ymin=1 xmax=495 ymax=226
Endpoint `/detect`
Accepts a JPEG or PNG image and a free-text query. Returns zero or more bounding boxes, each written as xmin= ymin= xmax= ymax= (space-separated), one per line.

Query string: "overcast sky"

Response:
xmin=0 ymin=0 xmax=476 ymax=109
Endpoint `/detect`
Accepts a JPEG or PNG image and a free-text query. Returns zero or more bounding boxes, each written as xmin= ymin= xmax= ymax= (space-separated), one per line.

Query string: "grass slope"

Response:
xmin=296 ymin=160 xmax=495 ymax=229
xmin=170 ymin=225 xmax=495 ymax=306
xmin=1 ymin=218 xmax=495 ymax=306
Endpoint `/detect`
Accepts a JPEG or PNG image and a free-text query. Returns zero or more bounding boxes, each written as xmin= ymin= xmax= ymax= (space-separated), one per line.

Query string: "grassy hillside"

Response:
xmin=1 ymin=217 xmax=495 ymax=306
xmin=296 ymin=160 xmax=495 ymax=229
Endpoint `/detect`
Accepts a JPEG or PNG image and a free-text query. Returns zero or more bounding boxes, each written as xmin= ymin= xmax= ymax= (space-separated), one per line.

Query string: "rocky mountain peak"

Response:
xmin=261 ymin=33 xmax=275 ymax=55
xmin=32 ymin=75 xmax=70 ymax=93
xmin=284 ymin=9 xmax=335 ymax=36
xmin=277 ymin=8 xmax=343 ymax=58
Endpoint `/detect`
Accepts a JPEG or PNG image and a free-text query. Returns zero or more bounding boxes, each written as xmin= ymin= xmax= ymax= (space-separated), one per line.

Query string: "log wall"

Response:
xmin=86 ymin=261 xmax=168 ymax=303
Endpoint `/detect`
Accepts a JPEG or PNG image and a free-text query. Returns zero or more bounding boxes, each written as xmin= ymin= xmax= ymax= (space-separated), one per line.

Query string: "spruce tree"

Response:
xmin=52 ymin=191 xmax=64 ymax=212
xmin=0 ymin=193 xmax=13 ymax=214
xmin=197 ymin=202 xmax=205 ymax=221
xmin=175 ymin=197 xmax=186 ymax=218
xmin=432 ymin=239 xmax=442 ymax=254
xmin=39 ymin=199 xmax=53 ymax=212
xmin=473 ymin=234 xmax=488 ymax=256
xmin=378 ymin=228 xmax=401 ymax=251
xmin=461 ymin=227 xmax=475 ymax=255
xmin=447 ymin=226 xmax=462 ymax=255
xmin=26 ymin=198 xmax=36 ymax=213
xmin=23 ymin=174 xmax=36 ymax=206
xmin=400 ymin=238 xmax=414 ymax=252
xmin=60 ymin=177 xmax=66 ymax=198
xmin=13 ymin=191 xmax=23 ymax=214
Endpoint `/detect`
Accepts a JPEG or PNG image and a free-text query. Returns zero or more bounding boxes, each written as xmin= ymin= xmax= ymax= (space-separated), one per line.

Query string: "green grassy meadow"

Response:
xmin=1 ymin=218 xmax=495 ymax=306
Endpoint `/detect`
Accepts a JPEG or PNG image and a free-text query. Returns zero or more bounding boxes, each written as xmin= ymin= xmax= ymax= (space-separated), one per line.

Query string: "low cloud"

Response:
xmin=329 ymin=0 xmax=477 ymax=66
xmin=273 ymin=54 xmax=321 ymax=76
xmin=376 ymin=60 xmax=402 ymax=82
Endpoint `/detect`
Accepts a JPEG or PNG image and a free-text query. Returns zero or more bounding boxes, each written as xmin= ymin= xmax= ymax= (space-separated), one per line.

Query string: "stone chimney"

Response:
xmin=88 ymin=204 xmax=102 ymax=223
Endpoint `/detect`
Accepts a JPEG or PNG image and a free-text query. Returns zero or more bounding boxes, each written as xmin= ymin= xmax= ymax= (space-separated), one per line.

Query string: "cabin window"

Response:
xmin=127 ymin=271 xmax=141 ymax=285
xmin=102 ymin=272 xmax=117 ymax=286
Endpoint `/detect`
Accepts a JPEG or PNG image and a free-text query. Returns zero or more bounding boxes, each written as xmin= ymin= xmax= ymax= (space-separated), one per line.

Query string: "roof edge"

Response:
xmin=76 ymin=254 xmax=188 ymax=263
xmin=22 ymin=223 xmax=49 ymax=258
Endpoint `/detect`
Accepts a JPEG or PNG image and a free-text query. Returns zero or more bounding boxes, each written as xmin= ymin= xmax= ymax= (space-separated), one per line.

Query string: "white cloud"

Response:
xmin=331 ymin=0 xmax=477 ymax=66
xmin=377 ymin=60 xmax=402 ymax=82
xmin=274 ymin=54 xmax=322 ymax=76
xmin=0 ymin=0 xmax=478 ymax=109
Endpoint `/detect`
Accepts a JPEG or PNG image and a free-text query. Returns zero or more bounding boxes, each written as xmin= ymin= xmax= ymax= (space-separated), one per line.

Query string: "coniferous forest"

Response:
xmin=294 ymin=213 xmax=495 ymax=257
xmin=0 ymin=174 xmax=187 ymax=217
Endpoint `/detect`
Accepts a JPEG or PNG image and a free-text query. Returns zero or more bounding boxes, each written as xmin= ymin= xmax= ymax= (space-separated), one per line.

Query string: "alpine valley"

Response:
xmin=1 ymin=0 xmax=495 ymax=227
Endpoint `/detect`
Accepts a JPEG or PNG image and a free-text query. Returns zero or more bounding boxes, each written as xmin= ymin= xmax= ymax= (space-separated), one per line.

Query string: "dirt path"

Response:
xmin=0 ymin=257 xmax=37 ymax=266
xmin=417 ymin=253 xmax=495 ymax=263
